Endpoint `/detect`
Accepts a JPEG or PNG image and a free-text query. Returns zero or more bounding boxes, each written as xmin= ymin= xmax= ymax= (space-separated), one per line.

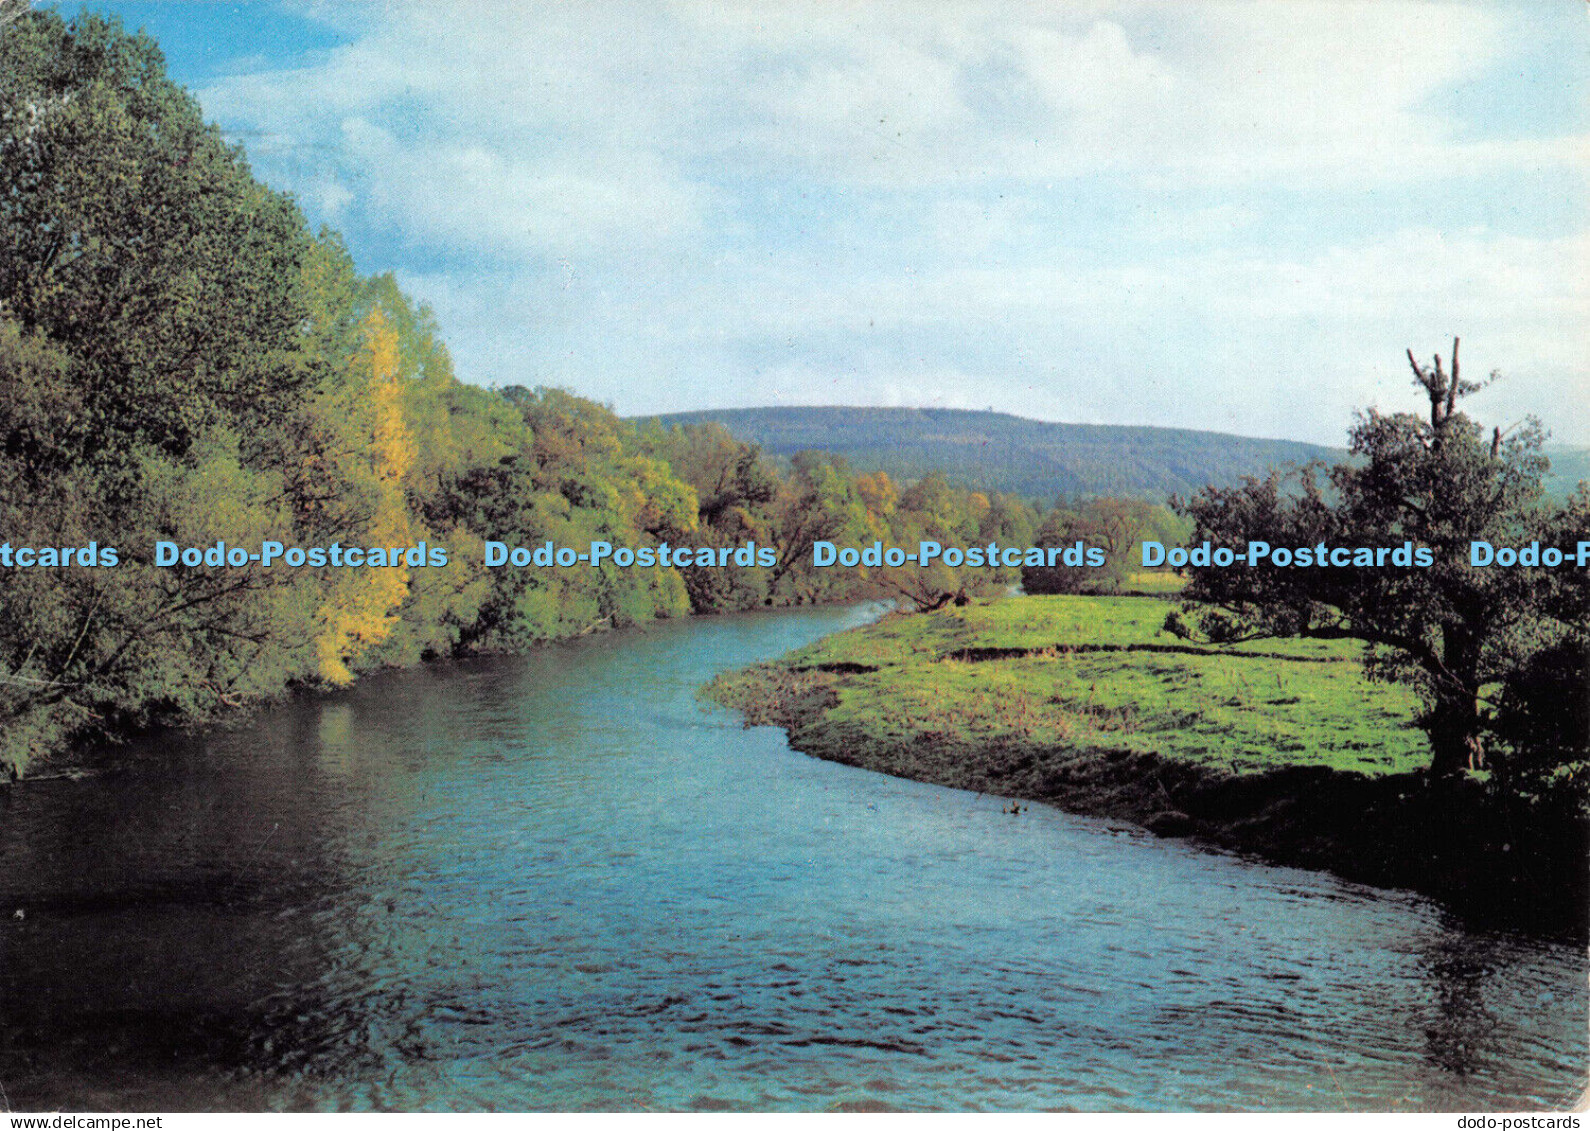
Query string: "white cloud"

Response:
xmin=191 ymin=0 xmax=1587 ymax=444
xmin=206 ymin=0 xmax=1585 ymax=247
xmin=388 ymin=223 xmax=1586 ymax=442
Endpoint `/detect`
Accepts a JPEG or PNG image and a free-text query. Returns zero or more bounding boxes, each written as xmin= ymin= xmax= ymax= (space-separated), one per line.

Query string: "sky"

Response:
xmin=75 ymin=0 xmax=1590 ymax=445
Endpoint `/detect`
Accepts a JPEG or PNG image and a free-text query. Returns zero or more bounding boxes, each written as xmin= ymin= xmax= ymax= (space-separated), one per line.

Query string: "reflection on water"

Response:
xmin=0 ymin=604 xmax=1584 ymax=1111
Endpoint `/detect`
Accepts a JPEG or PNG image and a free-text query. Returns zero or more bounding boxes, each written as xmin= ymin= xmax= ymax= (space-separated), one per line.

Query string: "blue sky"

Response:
xmin=75 ymin=1 xmax=1590 ymax=444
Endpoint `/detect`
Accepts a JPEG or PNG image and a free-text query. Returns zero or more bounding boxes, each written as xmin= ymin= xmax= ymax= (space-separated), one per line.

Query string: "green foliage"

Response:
xmin=0 ymin=14 xmax=711 ymax=772
xmin=635 ymin=421 xmax=783 ymax=612
xmin=0 ymin=8 xmax=312 ymax=463
xmin=1024 ymin=498 xmax=1186 ymax=594
xmin=1174 ymin=343 xmax=1589 ymax=780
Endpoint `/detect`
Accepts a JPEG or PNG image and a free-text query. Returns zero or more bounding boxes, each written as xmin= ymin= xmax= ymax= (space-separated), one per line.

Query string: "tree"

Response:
xmin=1023 ymin=497 xmax=1180 ymax=594
xmin=636 ymin=421 xmax=781 ymax=611
xmin=1172 ymin=341 xmax=1589 ymax=780
xmin=0 ymin=8 xmax=312 ymax=465
xmin=766 ymin=452 xmax=872 ymax=604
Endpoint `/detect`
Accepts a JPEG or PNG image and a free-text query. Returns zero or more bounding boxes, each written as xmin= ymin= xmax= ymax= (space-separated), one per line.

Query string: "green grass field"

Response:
xmin=710 ymin=594 xmax=1429 ymax=778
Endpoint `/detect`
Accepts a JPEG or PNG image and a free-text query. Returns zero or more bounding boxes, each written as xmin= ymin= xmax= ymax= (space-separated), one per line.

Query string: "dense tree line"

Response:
xmin=1021 ymin=497 xmax=1187 ymax=594
xmin=0 ymin=10 xmax=1043 ymax=774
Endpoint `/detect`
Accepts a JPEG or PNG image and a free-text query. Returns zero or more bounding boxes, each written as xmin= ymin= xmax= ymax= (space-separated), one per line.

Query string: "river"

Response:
xmin=0 ymin=603 xmax=1583 ymax=1111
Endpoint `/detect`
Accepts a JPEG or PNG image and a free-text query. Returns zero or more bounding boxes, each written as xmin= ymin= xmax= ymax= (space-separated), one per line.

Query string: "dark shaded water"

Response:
xmin=0 ymin=604 xmax=1584 ymax=1111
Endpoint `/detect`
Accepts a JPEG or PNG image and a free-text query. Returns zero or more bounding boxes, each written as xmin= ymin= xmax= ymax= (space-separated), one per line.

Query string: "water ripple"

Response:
xmin=0 ymin=605 xmax=1584 ymax=1111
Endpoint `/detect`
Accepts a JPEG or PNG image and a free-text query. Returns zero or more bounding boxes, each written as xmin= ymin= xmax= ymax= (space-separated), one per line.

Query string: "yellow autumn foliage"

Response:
xmin=314 ymin=308 xmax=417 ymax=685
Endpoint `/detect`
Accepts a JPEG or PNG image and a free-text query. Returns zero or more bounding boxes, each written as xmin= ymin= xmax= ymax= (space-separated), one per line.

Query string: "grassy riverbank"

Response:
xmin=706 ymin=595 xmax=1588 ymax=935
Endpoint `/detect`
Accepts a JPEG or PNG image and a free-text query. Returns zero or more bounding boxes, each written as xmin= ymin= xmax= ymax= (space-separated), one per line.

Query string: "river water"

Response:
xmin=0 ymin=604 xmax=1584 ymax=1111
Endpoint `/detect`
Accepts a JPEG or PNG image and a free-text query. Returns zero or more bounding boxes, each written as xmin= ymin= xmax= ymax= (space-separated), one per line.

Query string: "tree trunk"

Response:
xmin=1427 ymin=623 xmax=1483 ymax=779
xmin=1427 ymin=686 xmax=1480 ymax=780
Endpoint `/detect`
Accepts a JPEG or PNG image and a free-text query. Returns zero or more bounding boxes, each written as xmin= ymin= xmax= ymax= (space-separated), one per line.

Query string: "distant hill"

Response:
xmin=641 ymin=407 xmax=1340 ymax=503
xmin=641 ymin=407 xmax=1590 ymax=503
xmin=1545 ymin=446 xmax=1590 ymax=497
